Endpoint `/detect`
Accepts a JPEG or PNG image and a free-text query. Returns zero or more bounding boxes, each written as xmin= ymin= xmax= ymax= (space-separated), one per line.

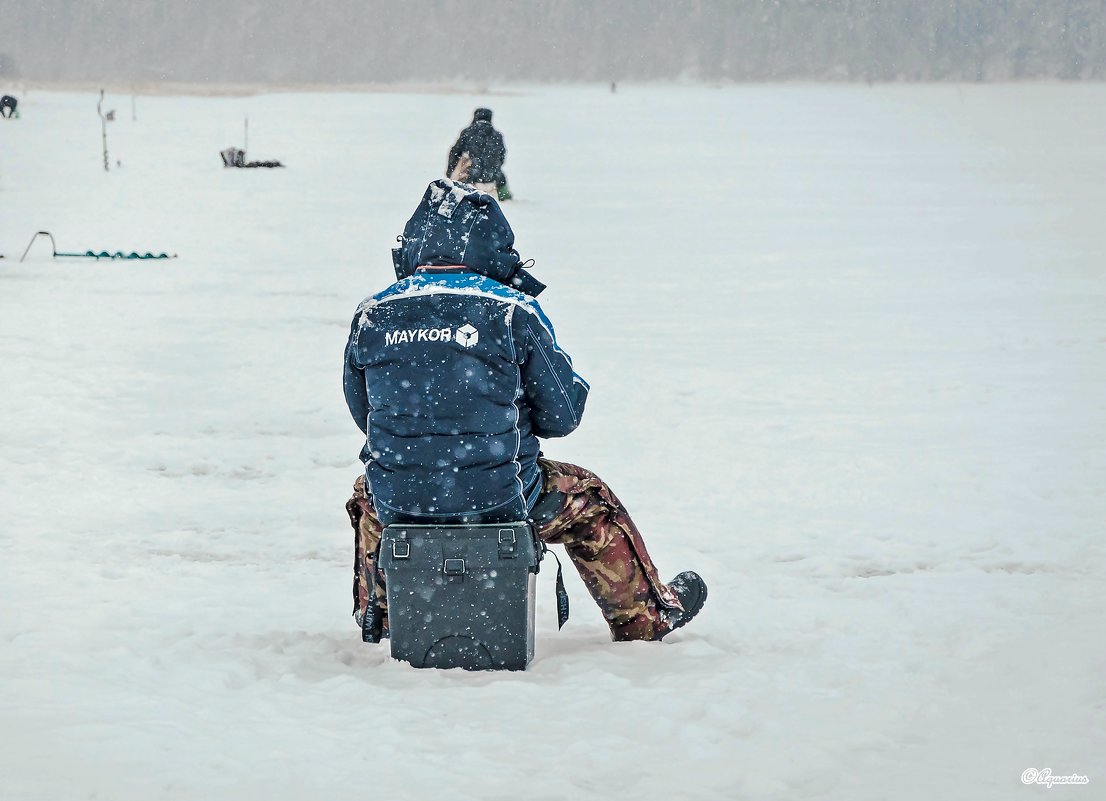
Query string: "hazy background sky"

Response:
xmin=2 ymin=0 xmax=1105 ymax=85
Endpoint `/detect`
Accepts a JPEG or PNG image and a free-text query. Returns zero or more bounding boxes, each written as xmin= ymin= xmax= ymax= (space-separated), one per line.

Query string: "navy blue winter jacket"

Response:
xmin=344 ymin=181 xmax=589 ymax=524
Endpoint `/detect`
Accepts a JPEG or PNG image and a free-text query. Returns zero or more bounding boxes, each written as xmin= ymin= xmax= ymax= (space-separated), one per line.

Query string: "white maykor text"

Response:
xmin=1021 ymin=768 xmax=1090 ymax=788
xmin=385 ymin=325 xmax=479 ymax=347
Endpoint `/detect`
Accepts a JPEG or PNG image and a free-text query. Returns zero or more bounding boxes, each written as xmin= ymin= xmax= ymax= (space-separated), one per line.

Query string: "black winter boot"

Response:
xmin=658 ymin=571 xmax=707 ymax=640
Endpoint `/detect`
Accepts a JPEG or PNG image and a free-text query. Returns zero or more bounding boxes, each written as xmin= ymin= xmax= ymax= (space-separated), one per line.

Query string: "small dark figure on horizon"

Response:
xmin=1 ymin=95 xmax=17 ymax=118
xmin=447 ymin=107 xmax=511 ymax=200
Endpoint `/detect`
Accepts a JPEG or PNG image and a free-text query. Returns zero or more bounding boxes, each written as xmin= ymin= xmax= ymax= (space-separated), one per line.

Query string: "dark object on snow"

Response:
xmin=1 ymin=94 xmax=17 ymax=118
xmin=19 ymin=230 xmax=176 ymax=262
xmin=220 ymin=147 xmax=245 ymax=167
xmin=220 ymin=147 xmax=239 ymax=167
xmin=377 ymin=522 xmax=542 ymax=670
xmin=447 ymin=107 xmax=506 ymax=186
xmin=220 ymin=147 xmax=284 ymax=168
xmin=73 ymin=250 xmax=174 ymax=260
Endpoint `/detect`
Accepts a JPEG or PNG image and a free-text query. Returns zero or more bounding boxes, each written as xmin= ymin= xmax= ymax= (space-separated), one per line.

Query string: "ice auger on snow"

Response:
xmin=18 ymin=231 xmax=177 ymax=262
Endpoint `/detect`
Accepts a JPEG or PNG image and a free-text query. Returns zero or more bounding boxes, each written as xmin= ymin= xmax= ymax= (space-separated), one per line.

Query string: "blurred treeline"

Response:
xmin=2 ymin=0 xmax=1104 ymax=83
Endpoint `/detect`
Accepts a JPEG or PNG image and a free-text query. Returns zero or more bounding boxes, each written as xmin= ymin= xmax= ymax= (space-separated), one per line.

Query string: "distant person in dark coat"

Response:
xmin=1 ymin=95 xmax=17 ymax=119
xmin=447 ymin=107 xmax=510 ymax=199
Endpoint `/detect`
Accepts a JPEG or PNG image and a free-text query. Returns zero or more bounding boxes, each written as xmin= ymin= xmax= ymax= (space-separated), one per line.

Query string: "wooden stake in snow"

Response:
xmin=97 ymin=90 xmax=109 ymax=172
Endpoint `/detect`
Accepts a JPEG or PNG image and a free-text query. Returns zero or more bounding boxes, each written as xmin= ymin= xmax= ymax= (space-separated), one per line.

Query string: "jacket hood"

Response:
xmin=392 ymin=179 xmax=545 ymax=296
xmin=473 ymin=107 xmax=493 ymax=123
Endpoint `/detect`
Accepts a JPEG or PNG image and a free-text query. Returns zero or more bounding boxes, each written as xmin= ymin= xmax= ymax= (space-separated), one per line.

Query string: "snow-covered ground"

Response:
xmin=2 ymin=84 xmax=1104 ymax=800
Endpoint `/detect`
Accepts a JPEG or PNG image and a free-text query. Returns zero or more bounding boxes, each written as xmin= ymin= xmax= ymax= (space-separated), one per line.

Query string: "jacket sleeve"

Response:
xmin=447 ymin=133 xmax=465 ymax=177
xmin=494 ymin=131 xmax=506 ymax=172
xmin=519 ymin=310 xmax=589 ymax=439
xmin=343 ymin=313 xmax=371 ymax=434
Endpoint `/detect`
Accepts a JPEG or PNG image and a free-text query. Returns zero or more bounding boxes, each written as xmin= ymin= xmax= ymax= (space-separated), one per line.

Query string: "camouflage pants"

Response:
xmin=345 ymin=458 xmax=684 ymax=641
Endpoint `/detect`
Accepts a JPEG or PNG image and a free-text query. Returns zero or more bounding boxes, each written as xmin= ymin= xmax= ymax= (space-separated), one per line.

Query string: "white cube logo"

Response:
xmin=455 ymin=323 xmax=479 ymax=348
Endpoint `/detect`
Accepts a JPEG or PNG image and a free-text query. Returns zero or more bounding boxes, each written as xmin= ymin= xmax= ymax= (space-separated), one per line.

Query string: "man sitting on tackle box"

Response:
xmin=343 ymin=179 xmax=706 ymax=643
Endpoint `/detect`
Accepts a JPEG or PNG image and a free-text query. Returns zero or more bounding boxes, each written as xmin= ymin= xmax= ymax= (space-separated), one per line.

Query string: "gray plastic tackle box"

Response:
xmin=377 ymin=522 xmax=542 ymax=670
